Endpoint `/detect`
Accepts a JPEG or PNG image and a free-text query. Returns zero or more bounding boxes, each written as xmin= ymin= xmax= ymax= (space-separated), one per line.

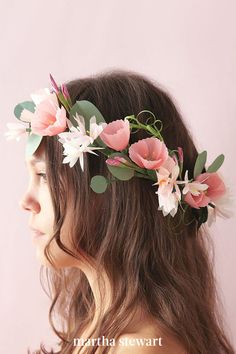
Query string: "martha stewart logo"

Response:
xmin=73 ymin=336 xmax=163 ymax=347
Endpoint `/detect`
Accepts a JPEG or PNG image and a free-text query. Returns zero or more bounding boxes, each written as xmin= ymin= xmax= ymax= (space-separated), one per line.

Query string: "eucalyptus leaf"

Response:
xmin=90 ymin=175 xmax=108 ymax=193
xmin=25 ymin=134 xmax=43 ymax=157
xmin=14 ymin=101 xmax=36 ymax=120
xmin=193 ymin=151 xmax=207 ymax=178
xmin=69 ymin=100 xmax=107 ymax=147
xmin=206 ymin=154 xmax=225 ymax=173
xmin=107 ymin=164 xmax=134 ymax=181
xmin=69 ymin=100 xmax=106 ymax=129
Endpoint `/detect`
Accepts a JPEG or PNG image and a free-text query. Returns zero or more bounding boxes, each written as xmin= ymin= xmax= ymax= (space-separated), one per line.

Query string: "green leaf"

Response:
xmin=206 ymin=154 xmax=225 ymax=173
xmin=106 ymin=152 xmax=134 ymax=179
xmin=146 ymin=169 xmax=157 ymax=181
xmin=193 ymin=151 xmax=207 ymax=178
xmin=90 ymin=175 xmax=108 ymax=193
xmin=107 ymin=164 xmax=134 ymax=181
xmin=25 ymin=134 xmax=43 ymax=157
xmin=14 ymin=101 xmax=36 ymax=120
xmin=69 ymin=100 xmax=107 ymax=147
xmin=69 ymin=100 xmax=106 ymax=129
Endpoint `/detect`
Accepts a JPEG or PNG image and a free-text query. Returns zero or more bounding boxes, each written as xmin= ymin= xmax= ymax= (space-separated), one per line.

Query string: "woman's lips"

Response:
xmin=30 ymin=228 xmax=45 ymax=239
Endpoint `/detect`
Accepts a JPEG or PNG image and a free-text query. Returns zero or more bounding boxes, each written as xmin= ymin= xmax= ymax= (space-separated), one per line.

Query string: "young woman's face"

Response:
xmin=19 ymin=144 xmax=79 ymax=268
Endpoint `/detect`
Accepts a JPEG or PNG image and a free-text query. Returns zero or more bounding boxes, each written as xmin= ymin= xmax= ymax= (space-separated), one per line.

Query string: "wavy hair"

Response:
xmin=28 ymin=70 xmax=234 ymax=354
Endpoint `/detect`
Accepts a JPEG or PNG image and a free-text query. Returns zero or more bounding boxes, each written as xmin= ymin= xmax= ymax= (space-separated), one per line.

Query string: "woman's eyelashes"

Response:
xmin=36 ymin=172 xmax=47 ymax=182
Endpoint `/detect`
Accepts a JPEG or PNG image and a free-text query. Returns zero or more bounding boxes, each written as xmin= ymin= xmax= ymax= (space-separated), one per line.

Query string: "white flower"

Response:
xmin=73 ymin=113 xmax=107 ymax=140
xmin=154 ymin=164 xmax=182 ymax=217
xmin=73 ymin=114 xmax=87 ymax=135
xmin=207 ymin=186 xmax=235 ymax=227
xmin=89 ymin=116 xmax=107 ymax=140
xmin=4 ymin=122 xmax=28 ymax=141
xmin=61 ymin=136 xmax=103 ymax=170
xmin=30 ymin=88 xmax=51 ymax=105
xmin=182 ymin=170 xmax=208 ymax=196
xmin=157 ymin=183 xmax=181 ymax=217
xmin=58 ymin=114 xmax=106 ymax=170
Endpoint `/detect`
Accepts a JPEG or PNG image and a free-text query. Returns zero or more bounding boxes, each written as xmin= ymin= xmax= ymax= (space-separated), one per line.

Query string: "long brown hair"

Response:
xmin=28 ymin=69 xmax=234 ymax=354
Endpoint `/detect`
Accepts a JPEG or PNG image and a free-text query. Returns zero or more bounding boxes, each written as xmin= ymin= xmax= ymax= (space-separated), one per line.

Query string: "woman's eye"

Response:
xmin=36 ymin=173 xmax=47 ymax=182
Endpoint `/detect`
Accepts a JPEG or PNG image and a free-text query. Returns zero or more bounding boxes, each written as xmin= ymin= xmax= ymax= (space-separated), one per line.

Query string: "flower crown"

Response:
xmin=5 ymin=75 xmax=234 ymax=229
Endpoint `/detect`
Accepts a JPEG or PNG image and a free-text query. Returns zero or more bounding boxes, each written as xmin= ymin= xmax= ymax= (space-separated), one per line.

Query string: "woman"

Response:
xmin=9 ymin=70 xmax=234 ymax=353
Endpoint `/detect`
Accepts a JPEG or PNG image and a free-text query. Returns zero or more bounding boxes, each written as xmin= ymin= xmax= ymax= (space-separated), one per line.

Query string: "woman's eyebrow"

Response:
xmin=26 ymin=158 xmax=46 ymax=166
xmin=31 ymin=158 xmax=45 ymax=165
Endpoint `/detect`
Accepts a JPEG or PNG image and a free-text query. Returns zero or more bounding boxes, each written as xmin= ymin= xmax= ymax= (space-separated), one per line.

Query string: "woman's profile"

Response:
xmin=6 ymin=70 xmax=235 ymax=353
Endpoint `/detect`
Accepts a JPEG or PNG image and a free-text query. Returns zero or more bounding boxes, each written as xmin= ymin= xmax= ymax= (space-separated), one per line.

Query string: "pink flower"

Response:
xmin=183 ymin=172 xmax=226 ymax=209
xmin=30 ymin=92 xmax=67 ymax=136
xmin=184 ymin=190 xmax=210 ymax=209
xmin=161 ymin=156 xmax=176 ymax=174
xmin=129 ymin=137 xmax=168 ymax=170
xmin=61 ymin=84 xmax=70 ymax=100
xmin=106 ymin=156 xmax=127 ymax=166
xmin=196 ymin=172 xmax=226 ymax=202
xmin=177 ymin=147 xmax=183 ymax=163
xmin=99 ymin=118 xmax=130 ymax=151
xmin=49 ymin=73 xmax=60 ymax=94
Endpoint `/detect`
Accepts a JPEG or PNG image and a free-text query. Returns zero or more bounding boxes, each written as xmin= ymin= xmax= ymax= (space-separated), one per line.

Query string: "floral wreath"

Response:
xmin=5 ymin=74 xmax=234 ymax=229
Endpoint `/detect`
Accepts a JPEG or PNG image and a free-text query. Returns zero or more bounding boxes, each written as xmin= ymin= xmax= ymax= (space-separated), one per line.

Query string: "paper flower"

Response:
xmin=157 ymin=183 xmax=181 ymax=217
xmin=6 ymin=74 xmax=232 ymax=228
xmin=207 ymin=186 xmax=235 ymax=227
xmin=195 ymin=172 xmax=226 ymax=202
xmin=4 ymin=122 xmax=28 ymax=141
xmin=61 ymin=136 xmax=102 ymax=169
xmin=154 ymin=162 xmax=182 ymax=216
xmin=29 ymin=92 xmax=67 ymax=136
xmin=182 ymin=171 xmax=226 ymax=209
xmin=129 ymin=137 xmax=168 ymax=170
xmin=58 ymin=114 xmax=106 ymax=170
xmin=106 ymin=156 xmax=128 ymax=166
xmin=100 ymin=118 xmax=130 ymax=151
xmin=182 ymin=170 xmax=209 ymax=209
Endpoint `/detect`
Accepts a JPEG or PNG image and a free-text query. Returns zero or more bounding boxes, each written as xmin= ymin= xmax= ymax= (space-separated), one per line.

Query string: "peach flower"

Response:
xmin=183 ymin=172 xmax=226 ymax=209
xmin=30 ymin=92 xmax=67 ymax=136
xmin=129 ymin=137 xmax=168 ymax=170
xmin=196 ymin=172 xmax=226 ymax=202
xmin=184 ymin=190 xmax=210 ymax=209
xmin=99 ymin=119 xmax=130 ymax=151
xmin=106 ymin=156 xmax=127 ymax=166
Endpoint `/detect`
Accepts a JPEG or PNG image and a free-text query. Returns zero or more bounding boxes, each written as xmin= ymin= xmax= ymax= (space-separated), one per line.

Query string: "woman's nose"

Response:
xmin=19 ymin=192 xmax=40 ymax=213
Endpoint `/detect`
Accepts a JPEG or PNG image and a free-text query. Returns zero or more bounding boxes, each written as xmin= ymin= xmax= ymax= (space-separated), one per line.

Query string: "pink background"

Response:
xmin=0 ymin=0 xmax=235 ymax=353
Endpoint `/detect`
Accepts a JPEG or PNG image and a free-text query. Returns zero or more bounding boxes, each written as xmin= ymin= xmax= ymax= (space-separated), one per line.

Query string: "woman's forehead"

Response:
xmin=26 ymin=156 xmax=45 ymax=165
xmin=25 ymin=147 xmax=46 ymax=166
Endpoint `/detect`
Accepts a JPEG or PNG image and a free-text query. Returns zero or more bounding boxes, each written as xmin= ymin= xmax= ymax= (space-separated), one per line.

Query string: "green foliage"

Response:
xmin=106 ymin=152 xmax=135 ymax=181
xmin=14 ymin=101 xmax=35 ymax=120
xmin=25 ymin=134 xmax=42 ymax=157
xmin=107 ymin=164 xmax=134 ymax=181
xmin=193 ymin=151 xmax=207 ymax=178
xmin=69 ymin=100 xmax=107 ymax=147
xmin=206 ymin=154 xmax=225 ymax=173
xmin=90 ymin=175 xmax=108 ymax=193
